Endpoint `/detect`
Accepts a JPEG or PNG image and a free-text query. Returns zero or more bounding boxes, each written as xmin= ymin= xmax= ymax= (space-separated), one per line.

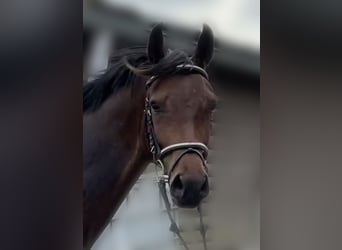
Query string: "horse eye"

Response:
xmin=209 ymin=102 xmax=217 ymax=112
xmin=210 ymin=111 xmax=215 ymax=122
xmin=150 ymin=101 xmax=161 ymax=112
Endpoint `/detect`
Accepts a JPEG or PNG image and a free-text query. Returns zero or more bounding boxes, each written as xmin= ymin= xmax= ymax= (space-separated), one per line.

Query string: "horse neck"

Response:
xmin=83 ymin=77 xmax=151 ymax=247
xmin=84 ymin=77 xmax=151 ymax=188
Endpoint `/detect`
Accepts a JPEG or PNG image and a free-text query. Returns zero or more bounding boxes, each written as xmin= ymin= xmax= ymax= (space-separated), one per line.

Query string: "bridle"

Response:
xmin=144 ymin=64 xmax=210 ymax=179
xmin=144 ymin=64 xmax=210 ymax=250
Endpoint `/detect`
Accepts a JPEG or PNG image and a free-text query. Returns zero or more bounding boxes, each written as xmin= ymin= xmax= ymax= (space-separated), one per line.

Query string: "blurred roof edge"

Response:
xmin=83 ymin=2 xmax=260 ymax=75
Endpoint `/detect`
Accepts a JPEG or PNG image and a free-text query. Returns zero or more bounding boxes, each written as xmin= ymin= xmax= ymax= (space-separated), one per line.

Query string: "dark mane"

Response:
xmin=83 ymin=46 xmax=192 ymax=113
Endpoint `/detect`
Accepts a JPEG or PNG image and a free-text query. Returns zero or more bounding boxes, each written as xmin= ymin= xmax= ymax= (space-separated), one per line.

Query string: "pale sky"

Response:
xmin=103 ymin=0 xmax=260 ymax=51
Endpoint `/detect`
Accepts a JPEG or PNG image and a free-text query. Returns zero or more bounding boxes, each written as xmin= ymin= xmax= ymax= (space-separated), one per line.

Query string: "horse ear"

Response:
xmin=147 ymin=23 xmax=165 ymax=63
xmin=192 ymin=24 xmax=214 ymax=68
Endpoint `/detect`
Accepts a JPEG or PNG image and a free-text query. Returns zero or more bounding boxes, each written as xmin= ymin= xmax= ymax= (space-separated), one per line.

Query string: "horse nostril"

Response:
xmin=171 ymin=175 xmax=184 ymax=198
xmin=200 ymin=177 xmax=209 ymax=196
xmin=172 ymin=175 xmax=183 ymax=190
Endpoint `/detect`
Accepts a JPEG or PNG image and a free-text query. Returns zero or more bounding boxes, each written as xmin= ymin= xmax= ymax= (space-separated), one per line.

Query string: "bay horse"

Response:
xmin=83 ymin=24 xmax=217 ymax=249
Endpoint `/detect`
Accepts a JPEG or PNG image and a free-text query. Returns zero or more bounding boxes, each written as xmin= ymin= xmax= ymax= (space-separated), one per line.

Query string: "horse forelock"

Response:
xmin=83 ymin=46 xmax=192 ymax=113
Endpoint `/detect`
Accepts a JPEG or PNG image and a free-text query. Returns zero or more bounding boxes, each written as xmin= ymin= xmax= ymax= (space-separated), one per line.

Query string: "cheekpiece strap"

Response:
xmin=144 ymin=63 xmax=209 ymax=163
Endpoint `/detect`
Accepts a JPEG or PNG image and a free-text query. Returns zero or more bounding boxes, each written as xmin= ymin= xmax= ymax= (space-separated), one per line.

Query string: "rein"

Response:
xmin=144 ymin=64 xmax=209 ymax=250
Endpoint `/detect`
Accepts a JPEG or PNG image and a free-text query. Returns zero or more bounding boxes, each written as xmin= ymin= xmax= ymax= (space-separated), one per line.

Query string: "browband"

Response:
xmin=146 ymin=64 xmax=209 ymax=88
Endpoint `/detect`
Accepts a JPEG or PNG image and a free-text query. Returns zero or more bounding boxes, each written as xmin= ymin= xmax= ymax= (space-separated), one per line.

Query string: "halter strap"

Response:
xmin=144 ymin=63 xmax=210 ymax=250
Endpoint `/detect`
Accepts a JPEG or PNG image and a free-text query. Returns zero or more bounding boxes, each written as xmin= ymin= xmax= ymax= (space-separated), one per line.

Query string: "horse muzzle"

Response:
xmin=170 ymin=173 xmax=209 ymax=208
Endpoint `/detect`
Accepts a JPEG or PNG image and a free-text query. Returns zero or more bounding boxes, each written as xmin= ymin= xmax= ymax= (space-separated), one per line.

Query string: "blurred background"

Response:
xmin=83 ymin=0 xmax=259 ymax=249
